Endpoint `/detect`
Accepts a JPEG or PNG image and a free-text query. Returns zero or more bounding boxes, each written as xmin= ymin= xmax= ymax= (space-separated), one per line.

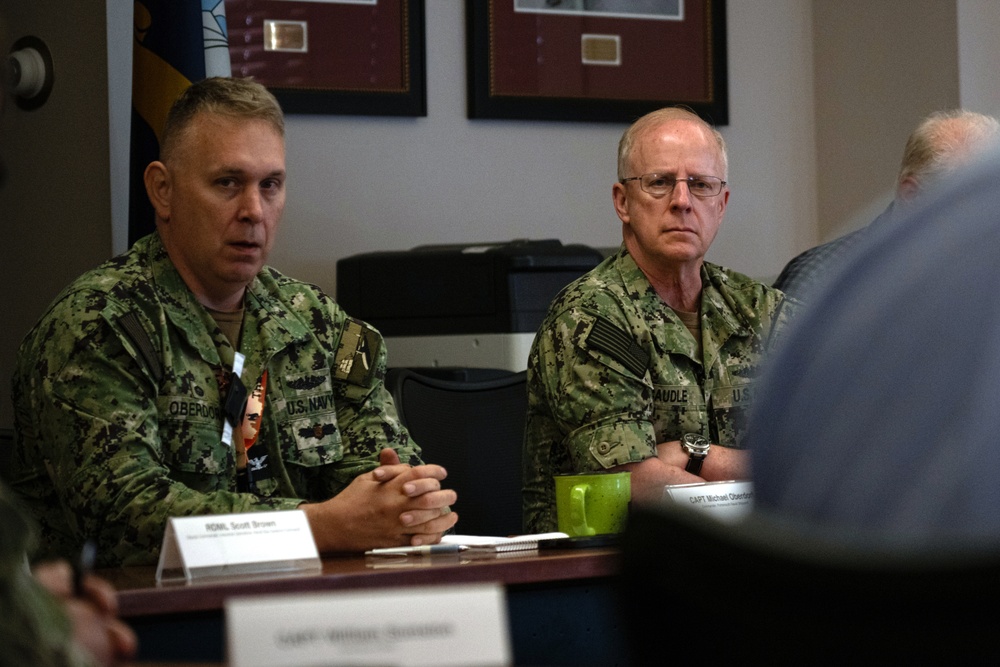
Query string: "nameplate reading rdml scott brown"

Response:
xmin=156 ymin=509 xmax=320 ymax=583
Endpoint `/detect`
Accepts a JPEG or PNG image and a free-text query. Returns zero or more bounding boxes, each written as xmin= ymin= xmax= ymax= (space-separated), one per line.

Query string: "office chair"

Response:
xmin=385 ymin=368 xmax=527 ymax=537
xmin=0 ymin=428 xmax=14 ymax=482
xmin=619 ymin=503 xmax=1000 ymax=665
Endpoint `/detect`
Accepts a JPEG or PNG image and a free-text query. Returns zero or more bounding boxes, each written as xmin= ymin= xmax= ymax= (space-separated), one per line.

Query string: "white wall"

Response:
xmin=718 ymin=0 xmax=815 ymax=278
xmin=266 ymin=0 xmax=817 ymax=293
xmin=958 ymin=0 xmax=1000 ymax=116
xmin=812 ymin=0 xmax=961 ymax=243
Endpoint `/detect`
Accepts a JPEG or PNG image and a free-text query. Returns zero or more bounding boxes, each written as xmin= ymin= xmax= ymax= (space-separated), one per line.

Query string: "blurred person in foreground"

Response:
xmin=523 ymin=107 xmax=797 ymax=532
xmin=10 ymin=77 xmax=457 ymax=567
xmin=749 ymin=139 xmax=1000 ymax=544
xmin=1 ymin=484 xmax=137 ymax=666
xmin=774 ymin=109 xmax=1000 ymax=300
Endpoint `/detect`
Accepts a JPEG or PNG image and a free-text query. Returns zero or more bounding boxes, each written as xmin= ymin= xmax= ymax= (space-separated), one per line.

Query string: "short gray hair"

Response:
xmin=617 ymin=107 xmax=728 ymax=181
xmin=898 ymin=109 xmax=1000 ymax=187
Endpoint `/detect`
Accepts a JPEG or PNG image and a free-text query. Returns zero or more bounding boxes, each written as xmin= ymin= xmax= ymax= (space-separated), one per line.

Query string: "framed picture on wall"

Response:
xmin=467 ymin=0 xmax=728 ymax=124
xmin=226 ymin=0 xmax=426 ymax=116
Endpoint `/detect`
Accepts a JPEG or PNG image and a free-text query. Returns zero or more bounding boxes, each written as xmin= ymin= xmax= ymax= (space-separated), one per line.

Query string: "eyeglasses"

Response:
xmin=619 ymin=174 xmax=727 ymax=198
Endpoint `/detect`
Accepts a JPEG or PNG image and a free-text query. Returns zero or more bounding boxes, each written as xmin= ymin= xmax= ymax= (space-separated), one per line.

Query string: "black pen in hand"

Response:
xmin=72 ymin=540 xmax=97 ymax=597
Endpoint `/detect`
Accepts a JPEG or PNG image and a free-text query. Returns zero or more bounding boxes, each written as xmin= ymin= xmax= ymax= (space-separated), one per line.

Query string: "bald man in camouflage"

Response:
xmin=523 ymin=108 xmax=796 ymax=532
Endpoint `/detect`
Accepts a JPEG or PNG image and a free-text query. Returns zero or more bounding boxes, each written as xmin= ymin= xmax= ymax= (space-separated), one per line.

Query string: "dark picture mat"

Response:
xmin=467 ymin=0 xmax=728 ymax=124
xmin=226 ymin=0 xmax=426 ymax=116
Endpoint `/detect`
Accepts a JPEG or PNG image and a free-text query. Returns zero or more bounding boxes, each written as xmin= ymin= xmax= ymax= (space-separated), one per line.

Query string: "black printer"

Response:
xmin=336 ymin=239 xmax=605 ymax=337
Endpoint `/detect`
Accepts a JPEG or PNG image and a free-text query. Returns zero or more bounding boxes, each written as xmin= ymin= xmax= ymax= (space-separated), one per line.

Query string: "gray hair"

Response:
xmin=617 ymin=107 xmax=728 ymax=181
xmin=898 ymin=109 xmax=1000 ymax=187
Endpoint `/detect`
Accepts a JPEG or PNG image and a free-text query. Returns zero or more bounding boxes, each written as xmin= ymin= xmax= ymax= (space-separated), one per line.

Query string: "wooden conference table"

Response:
xmin=103 ymin=547 xmax=628 ymax=666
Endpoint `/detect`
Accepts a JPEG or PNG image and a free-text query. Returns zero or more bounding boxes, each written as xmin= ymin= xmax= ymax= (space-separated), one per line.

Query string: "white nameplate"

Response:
xmin=663 ymin=480 xmax=754 ymax=522
xmin=156 ymin=510 xmax=320 ymax=583
xmin=226 ymin=583 xmax=511 ymax=667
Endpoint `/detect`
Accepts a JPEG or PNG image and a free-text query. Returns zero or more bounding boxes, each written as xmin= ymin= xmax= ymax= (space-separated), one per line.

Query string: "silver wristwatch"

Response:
xmin=681 ymin=433 xmax=710 ymax=475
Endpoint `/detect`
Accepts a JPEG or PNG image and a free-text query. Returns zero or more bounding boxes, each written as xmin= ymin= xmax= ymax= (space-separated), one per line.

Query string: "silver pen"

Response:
xmin=365 ymin=544 xmax=469 ymax=557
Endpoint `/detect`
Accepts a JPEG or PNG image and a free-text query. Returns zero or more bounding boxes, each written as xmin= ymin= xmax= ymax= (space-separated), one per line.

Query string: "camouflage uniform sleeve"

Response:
xmin=16 ymin=291 xmax=301 ymax=567
xmin=523 ymin=304 xmax=658 ymax=533
xmin=294 ymin=294 xmax=422 ymax=501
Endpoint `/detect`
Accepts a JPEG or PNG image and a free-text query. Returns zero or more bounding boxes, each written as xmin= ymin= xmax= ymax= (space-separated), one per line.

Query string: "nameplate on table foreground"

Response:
xmin=156 ymin=509 xmax=320 ymax=583
xmin=663 ymin=480 xmax=754 ymax=522
xmin=226 ymin=583 xmax=511 ymax=667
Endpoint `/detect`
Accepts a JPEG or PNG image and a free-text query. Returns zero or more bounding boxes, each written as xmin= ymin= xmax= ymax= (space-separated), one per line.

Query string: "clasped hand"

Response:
xmin=302 ymin=448 xmax=458 ymax=553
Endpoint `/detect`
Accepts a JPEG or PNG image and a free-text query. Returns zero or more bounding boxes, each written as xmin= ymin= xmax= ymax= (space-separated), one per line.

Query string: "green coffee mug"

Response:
xmin=554 ymin=472 xmax=631 ymax=536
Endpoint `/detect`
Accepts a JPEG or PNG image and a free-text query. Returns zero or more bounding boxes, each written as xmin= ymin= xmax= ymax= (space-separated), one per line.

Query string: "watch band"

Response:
xmin=685 ymin=456 xmax=705 ymax=475
xmin=681 ymin=433 xmax=710 ymax=476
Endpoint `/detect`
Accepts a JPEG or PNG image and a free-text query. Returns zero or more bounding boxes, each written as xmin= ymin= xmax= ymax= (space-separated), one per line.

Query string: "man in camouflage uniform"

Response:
xmin=524 ymin=107 xmax=795 ymax=532
xmin=10 ymin=78 xmax=457 ymax=566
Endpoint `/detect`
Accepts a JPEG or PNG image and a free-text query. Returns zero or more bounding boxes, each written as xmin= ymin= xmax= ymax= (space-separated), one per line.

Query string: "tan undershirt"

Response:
xmin=206 ymin=305 xmax=244 ymax=350
xmin=673 ymin=307 xmax=703 ymax=360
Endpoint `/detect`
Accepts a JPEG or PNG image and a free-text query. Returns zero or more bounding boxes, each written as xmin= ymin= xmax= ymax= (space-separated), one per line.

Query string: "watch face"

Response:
xmin=682 ymin=433 xmax=710 ymax=457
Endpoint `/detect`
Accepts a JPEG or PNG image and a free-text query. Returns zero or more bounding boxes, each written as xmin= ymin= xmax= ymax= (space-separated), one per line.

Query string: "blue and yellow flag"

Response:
xmin=129 ymin=0 xmax=230 ymax=245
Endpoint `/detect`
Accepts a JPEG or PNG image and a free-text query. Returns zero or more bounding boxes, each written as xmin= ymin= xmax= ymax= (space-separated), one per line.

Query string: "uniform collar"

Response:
xmin=699 ymin=263 xmax=754 ymax=371
xmin=241 ymin=270 xmax=312 ymax=381
xmin=143 ymin=233 xmax=228 ymax=367
xmin=615 ymin=246 xmax=752 ymax=368
xmin=142 ymin=233 xmax=309 ymax=376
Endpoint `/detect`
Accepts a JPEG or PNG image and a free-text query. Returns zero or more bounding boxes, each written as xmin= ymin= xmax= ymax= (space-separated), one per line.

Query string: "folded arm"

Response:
xmin=614 ymin=440 xmax=749 ymax=504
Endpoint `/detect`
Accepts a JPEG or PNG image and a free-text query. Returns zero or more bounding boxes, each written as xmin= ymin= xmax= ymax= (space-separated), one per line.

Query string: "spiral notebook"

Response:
xmin=441 ymin=532 xmax=568 ymax=553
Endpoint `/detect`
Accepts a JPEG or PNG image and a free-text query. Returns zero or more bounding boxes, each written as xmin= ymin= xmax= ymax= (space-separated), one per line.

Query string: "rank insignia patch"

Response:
xmin=333 ymin=319 xmax=380 ymax=387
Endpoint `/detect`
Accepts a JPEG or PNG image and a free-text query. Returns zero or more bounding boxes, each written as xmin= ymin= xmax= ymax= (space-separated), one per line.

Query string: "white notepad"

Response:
xmin=440 ymin=532 xmax=568 ymax=552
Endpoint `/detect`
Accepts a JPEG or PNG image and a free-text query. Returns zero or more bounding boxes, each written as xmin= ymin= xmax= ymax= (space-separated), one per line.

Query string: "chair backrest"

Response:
xmin=619 ymin=504 xmax=1000 ymax=665
xmin=0 ymin=428 xmax=14 ymax=483
xmin=385 ymin=368 xmax=527 ymax=537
